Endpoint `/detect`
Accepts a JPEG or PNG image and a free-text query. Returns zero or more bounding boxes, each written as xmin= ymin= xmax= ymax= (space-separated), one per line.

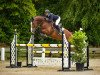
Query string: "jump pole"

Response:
xmin=62 ymin=30 xmax=64 ymax=70
xmin=9 ymin=29 xmax=18 ymax=68
xmin=26 ymin=33 xmax=34 ymax=67
xmin=61 ymin=29 xmax=71 ymax=71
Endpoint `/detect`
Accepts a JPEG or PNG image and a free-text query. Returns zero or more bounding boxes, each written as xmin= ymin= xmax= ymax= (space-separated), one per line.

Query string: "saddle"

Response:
xmin=45 ymin=17 xmax=62 ymax=33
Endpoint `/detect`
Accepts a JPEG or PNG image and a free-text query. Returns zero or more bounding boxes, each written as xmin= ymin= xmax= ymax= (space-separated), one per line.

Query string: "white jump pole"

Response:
xmin=42 ymin=48 xmax=45 ymax=62
xmin=1 ymin=48 xmax=5 ymax=61
xmin=30 ymin=21 xmax=33 ymax=33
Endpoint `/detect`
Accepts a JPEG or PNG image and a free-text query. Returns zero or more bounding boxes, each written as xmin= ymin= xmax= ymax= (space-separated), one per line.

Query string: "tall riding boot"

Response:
xmin=53 ymin=23 xmax=62 ymax=33
xmin=55 ymin=25 xmax=61 ymax=33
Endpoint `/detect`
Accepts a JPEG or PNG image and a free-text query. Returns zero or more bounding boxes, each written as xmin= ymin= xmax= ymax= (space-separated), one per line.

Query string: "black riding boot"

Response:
xmin=54 ymin=25 xmax=61 ymax=33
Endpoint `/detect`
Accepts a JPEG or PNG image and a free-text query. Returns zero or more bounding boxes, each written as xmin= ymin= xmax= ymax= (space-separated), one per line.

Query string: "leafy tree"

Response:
xmin=0 ymin=0 xmax=100 ymax=46
xmin=33 ymin=0 xmax=100 ymax=46
xmin=0 ymin=0 xmax=36 ymax=45
xmin=61 ymin=0 xmax=100 ymax=46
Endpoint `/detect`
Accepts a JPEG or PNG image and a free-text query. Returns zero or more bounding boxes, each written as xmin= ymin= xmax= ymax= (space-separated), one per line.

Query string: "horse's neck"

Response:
xmin=35 ymin=16 xmax=45 ymax=21
xmin=34 ymin=16 xmax=53 ymax=29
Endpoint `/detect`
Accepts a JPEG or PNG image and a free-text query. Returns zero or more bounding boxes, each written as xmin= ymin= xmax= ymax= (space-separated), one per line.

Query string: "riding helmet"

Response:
xmin=45 ymin=9 xmax=50 ymax=13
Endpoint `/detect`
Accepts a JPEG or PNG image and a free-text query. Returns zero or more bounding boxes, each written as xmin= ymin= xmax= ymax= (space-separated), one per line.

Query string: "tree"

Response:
xmin=61 ymin=0 xmax=100 ymax=46
xmin=0 ymin=0 xmax=36 ymax=44
xmin=33 ymin=0 xmax=100 ymax=46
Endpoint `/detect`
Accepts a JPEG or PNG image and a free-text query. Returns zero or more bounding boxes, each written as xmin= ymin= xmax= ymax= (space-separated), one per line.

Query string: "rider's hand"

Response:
xmin=46 ymin=18 xmax=49 ymax=21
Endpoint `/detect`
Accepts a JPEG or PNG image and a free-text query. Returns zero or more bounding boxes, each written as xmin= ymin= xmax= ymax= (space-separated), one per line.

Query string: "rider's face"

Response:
xmin=45 ymin=13 xmax=48 ymax=16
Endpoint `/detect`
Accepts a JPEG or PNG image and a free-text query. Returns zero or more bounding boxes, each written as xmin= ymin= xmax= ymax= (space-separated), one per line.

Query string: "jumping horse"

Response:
xmin=31 ymin=16 xmax=72 ymax=42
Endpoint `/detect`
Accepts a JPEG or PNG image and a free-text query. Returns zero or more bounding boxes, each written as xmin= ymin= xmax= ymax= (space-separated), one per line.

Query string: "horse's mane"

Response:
xmin=34 ymin=16 xmax=45 ymax=21
xmin=34 ymin=16 xmax=52 ymax=24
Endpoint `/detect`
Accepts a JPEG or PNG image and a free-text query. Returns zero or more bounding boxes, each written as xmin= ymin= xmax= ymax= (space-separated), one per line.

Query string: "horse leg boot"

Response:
xmin=40 ymin=33 xmax=48 ymax=37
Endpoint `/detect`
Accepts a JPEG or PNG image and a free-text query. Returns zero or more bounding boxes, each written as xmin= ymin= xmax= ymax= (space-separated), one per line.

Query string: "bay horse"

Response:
xmin=31 ymin=16 xmax=72 ymax=42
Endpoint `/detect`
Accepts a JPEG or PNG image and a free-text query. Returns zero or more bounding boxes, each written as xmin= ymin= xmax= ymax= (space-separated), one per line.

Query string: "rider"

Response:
xmin=44 ymin=9 xmax=61 ymax=32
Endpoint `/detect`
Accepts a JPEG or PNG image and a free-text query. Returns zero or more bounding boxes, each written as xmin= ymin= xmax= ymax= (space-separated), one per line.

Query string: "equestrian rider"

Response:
xmin=44 ymin=9 xmax=61 ymax=32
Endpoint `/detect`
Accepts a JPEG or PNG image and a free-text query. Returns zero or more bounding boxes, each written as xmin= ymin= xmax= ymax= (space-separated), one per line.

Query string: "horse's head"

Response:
xmin=31 ymin=16 xmax=45 ymax=33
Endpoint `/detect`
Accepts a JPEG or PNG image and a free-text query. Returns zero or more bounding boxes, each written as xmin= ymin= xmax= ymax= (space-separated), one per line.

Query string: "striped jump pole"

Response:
xmin=27 ymin=33 xmax=34 ymax=67
xmin=10 ymin=29 xmax=18 ymax=68
xmin=62 ymin=29 xmax=71 ymax=71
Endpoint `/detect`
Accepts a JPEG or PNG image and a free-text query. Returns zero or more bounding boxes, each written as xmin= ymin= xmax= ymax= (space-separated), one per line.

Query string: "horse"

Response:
xmin=31 ymin=16 xmax=72 ymax=42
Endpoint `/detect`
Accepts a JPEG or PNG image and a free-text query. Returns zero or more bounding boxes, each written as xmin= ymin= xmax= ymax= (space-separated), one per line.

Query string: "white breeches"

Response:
xmin=55 ymin=17 xmax=61 ymax=26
